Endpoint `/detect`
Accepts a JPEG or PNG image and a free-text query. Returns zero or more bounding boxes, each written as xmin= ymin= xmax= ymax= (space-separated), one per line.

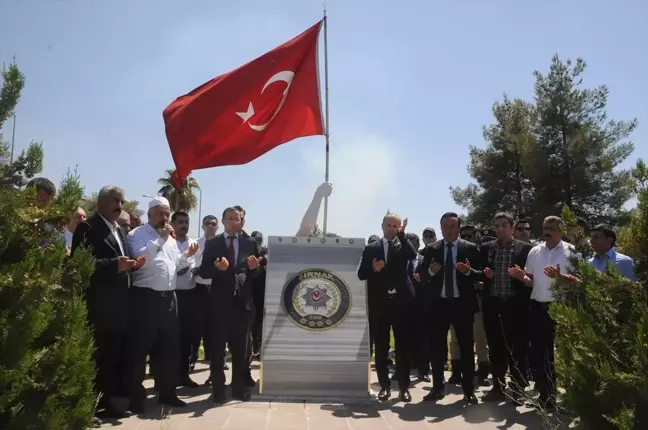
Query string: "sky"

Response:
xmin=1 ymin=0 xmax=647 ymax=240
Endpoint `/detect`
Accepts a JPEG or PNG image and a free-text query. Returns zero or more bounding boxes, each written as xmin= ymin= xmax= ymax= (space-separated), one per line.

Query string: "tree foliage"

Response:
xmin=546 ymin=204 xmax=648 ymax=429
xmin=311 ymin=225 xmax=341 ymax=237
xmin=0 ymin=62 xmax=44 ymax=189
xmin=452 ymin=55 xmax=637 ymax=233
xmin=451 ymin=96 xmax=536 ymax=225
xmin=157 ymin=169 xmax=200 ymax=212
xmin=0 ymin=171 xmax=97 ymax=430
xmin=81 ymin=193 xmax=143 ymax=218
xmin=618 ymin=159 xmax=648 ymax=284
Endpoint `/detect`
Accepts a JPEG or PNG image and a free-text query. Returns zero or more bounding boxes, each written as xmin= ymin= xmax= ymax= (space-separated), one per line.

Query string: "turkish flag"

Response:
xmin=164 ymin=20 xmax=325 ymax=190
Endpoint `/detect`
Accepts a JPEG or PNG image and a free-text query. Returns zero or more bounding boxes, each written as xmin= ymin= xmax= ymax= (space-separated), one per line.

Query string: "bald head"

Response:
xmin=117 ymin=211 xmax=132 ymax=232
xmin=381 ymin=212 xmax=402 ymax=240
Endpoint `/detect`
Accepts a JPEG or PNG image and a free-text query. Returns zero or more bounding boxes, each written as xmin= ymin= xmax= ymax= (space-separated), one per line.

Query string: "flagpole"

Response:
xmin=322 ymin=7 xmax=330 ymax=235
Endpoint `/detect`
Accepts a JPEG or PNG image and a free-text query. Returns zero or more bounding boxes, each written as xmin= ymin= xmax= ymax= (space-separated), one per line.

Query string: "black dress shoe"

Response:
xmin=179 ymin=377 xmax=199 ymax=388
xmin=158 ymin=393 xmax=187 ymax=407
xmin=204 ymin=376 xmax=212 ymax=386
xmin=378 ymin=388 xmax=391 ymax=401
xmin=127 ymin=401 xmax=144 ymax=414
xmin=423 ymin=388 xmax=445 ymax=401
xmin=447 ymin=373 xmax=462 ymax=384
xmin=399 ymin=390 xmax=412 ymax=403
xmin=96 ymin=403 xmax=127 ymax=419
xmin=245 ymin=375 xmax=256 ymax=387
xmin=482 ymin=388 xmax=505 ymax=402
xmin=212 ymin=393 xmax=227 ymax=404
xmin=417 ymin=374 xmax=431 ymax=383
xmin=232 ymin=390 xmax=251 ymax=402
xmin=463 ymin=393 xmax=478 ymax=404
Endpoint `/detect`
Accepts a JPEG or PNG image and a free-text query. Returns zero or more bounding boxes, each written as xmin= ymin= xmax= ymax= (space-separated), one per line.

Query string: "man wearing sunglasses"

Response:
xmin=513 ymin=219 xmax=532 ymax=243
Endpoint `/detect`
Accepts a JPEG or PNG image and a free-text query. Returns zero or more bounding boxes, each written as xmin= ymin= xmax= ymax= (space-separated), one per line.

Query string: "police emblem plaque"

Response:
xmin=282 ymin=269 xmax=351 ymax=331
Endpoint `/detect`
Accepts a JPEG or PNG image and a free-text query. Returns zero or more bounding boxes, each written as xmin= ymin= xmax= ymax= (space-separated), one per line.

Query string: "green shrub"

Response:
xmin=549 ymin=196 xmax=648 ymax=429
xmin=0 ymin=171 xmax=97 ymax=430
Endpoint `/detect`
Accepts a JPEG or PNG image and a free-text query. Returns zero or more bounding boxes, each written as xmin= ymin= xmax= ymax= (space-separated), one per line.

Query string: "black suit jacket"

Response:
xmin=70 ymin=213 xmax=131 ymax=329
xmin=479 ymin=239 xmax=533 ymax=298
xmin=357 ymin=232 xmax=417 ymax=315
xmin=418 ymin=238 xmax=482 ymax=312
xmin=198 ymin=232 xmax=261 ymax=312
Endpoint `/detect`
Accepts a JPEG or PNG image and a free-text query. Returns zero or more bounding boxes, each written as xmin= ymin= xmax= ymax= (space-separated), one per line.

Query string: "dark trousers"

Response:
xmin=529 ymin=300 xmax=556 ymax=402
xmin=189 ymin=284 xmax=211 ymax=364
xmin=123 ymin=288 xmax=180 ymax=404
xmin=482 ymin=295 xmax=528 ymax=390
xmin=177 ymin=287 xmax=208 ymax=379
xmin=251 ymin=305 xmax=264 ymax=355
xmin=208 ymin=298 xmax=252 ymax=395
xmin=429 ymin=298 xmax=475 ymax=394
xmin=372 ymin=297 xmax=413 ymax=391
xmin=411 ymin=298 xmax=430 ymax=376
xmin=86 ymin=288 xmax=129 ymax=402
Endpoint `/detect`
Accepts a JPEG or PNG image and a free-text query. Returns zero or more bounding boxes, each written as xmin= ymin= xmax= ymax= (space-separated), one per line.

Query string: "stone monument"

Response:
xmin=258 ymin=236 xmax=370 ymax=400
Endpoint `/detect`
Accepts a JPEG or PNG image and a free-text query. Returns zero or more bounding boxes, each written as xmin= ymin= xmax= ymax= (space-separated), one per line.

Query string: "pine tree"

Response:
xmin=451 ymin=96 xmax=536 ymax=225
xmin=0 ymin=169 xmax=97 ymax=429
xmin=0 ymin=61 xmax=44 ymax=189
xmin=532 ymin=54 xmax=636 ymax=226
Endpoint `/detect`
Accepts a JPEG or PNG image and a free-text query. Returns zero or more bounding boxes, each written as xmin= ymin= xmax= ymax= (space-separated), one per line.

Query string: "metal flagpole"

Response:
xmin=322 ymin=6 xmax=331 ymax=235
xmin=9 ymin=113 xmax=16 ymax=165
xmin=197 ymin=187 xmax=203 ymax=238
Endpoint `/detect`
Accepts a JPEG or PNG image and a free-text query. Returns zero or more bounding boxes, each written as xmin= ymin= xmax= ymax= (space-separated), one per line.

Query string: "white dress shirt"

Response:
xmin=381 ymin=237 xmax=391 ymax=264
xmin=524 ymin=240 xmax=577 ymax=302
xmin=440 ymin=239 xmax=460 ymax=298
xmin=175 ymin=237 xmax=197 ymax=290
xmin=99 ymin=214 xmax=127 ymax=256
xmin=194 ymin=235 xmax=213 ymax=286
xmin=426 ymin=239 xmax=465 ymax=297
xmin=98 ymin=213 xmax=130 ymax=286
xmin=127 ymin=224 xmax=189 ymax=291
xmin=64 ymin=228 xmax=73 ymax=248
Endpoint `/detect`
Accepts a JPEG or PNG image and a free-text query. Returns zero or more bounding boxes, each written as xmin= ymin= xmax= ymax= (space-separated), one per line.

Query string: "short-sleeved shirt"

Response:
xmin=524 ymin=241 xmax=578 ymax=302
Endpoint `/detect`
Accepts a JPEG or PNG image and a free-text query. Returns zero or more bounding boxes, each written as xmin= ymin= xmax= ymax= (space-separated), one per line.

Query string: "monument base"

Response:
xmin=259 ymin=360 xmax=371 ymax=401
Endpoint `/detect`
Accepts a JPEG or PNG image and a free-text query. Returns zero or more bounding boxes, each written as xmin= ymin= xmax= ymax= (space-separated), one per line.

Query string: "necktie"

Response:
xmin=387 ymin=239 xmax=394 ymax=264
xmin=445 ymin=243 xmax=456 ymax=298
xmin=227 ymin=236 xmax=236 ymax=264
xmin=228 ymin=236 xmax=237 ymax=296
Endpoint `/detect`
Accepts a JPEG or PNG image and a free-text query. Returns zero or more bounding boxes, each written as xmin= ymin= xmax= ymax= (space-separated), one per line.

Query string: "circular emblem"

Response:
xmin=282 ymin=269 xmax=352 ymax=332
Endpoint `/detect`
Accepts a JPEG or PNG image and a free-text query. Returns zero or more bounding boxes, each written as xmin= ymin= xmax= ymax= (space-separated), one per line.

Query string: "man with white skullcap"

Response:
xmin=123 ymin=196 xmax=199 ymax=413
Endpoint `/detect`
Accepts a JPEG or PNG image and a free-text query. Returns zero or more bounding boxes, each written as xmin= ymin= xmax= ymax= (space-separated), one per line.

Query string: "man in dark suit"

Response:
xmin=358 ymin=213 xmax=416 ymax=403
xmin=418 ymin=212 xmax=482 ymax=404
xmin=405 ymin=232 xmax=431 ymax=382
xmin=480 ymin=212 xmax=533 ymax=404
xmin=70 ymin=185 xmax=144 ymax=418
xmin=199 ymin=207 xmax=262 ymax=403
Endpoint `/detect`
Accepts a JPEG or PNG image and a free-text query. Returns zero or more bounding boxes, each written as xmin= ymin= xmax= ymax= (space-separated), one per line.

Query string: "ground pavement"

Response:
xmin=104 ymin=362 xmax=546 ymax=430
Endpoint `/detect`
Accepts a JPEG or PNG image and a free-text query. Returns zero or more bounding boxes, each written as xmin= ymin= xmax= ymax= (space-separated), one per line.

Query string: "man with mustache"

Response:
xmin=509 ymin=215 xmax=580 ymax=410
xmin=171 ymin=211 xmax=201 ymax=388
xmin=70 ymin=185 xmax=144 ymax=419
xmin=124 ymin=197 xmax=199 ymax=412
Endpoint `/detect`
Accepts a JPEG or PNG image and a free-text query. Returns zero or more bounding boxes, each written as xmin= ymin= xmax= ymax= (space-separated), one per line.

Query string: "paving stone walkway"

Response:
xmin=104 ymin=363 xmax=545 ymax=430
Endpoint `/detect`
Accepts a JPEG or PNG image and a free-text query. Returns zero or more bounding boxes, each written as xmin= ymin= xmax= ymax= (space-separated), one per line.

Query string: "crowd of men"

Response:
xmin=360 ymin=210 xmax=636 ymax=409
xmin=20 ymin=177 xmax=637 ymax=422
